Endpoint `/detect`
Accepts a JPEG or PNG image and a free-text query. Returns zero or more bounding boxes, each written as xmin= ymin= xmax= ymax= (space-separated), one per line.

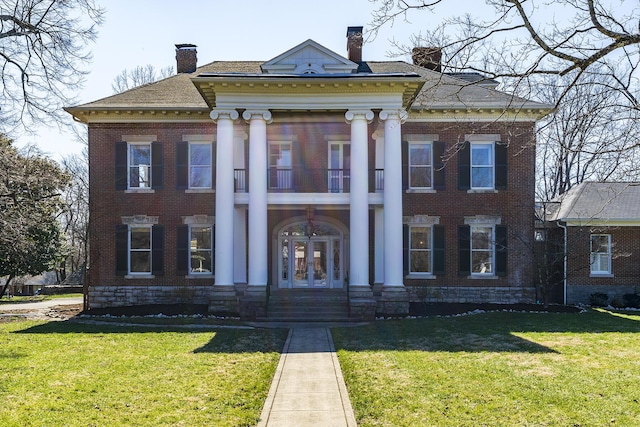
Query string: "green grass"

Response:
xmin=0 ymin=320 xmax=287 ymax=427
xmin=0 ymin=293 xmax=83 ymax=304
xmin=333 ymin=309 xmax=640 ymax=426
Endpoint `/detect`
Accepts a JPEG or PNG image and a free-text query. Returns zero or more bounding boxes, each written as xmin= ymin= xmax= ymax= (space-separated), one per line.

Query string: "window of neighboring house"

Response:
xmin=409 ymin=143 xmax=433 ymax=189
xmin=129 ymin=144 xmax=151 ymax=188
xmin=269 ymin=142 xmax=292 ymax=189
xmin=471 ymin=225 xmax=494 ymax=274
xmin=590 ymin=234 xmax=612 ymax=274
xmin=409 ymin=226 xmax=432 ymax=273
xmin=190 ymin=226 xmax=213 ymax=274
xmin=129 ymin=226 xmax=152 ymax=274
xmin=189 ymin=143 xmax=212 ymax=189
xmin=471 ymin=143 xmax=494 ymax=189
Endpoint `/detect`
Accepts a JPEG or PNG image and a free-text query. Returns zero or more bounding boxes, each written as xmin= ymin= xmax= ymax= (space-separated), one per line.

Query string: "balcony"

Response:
xmin=234 ymin=168 xmax=384 ymax=193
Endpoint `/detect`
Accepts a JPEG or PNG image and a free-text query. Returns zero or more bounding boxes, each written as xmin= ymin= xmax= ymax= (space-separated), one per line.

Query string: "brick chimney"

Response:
xmin=175 ymin=44 xmax=197 ymax=73
xmin=346 ymin=26 xmax=363 ymax=63
xmin=412 ymin=47 xmax=442 ymax=72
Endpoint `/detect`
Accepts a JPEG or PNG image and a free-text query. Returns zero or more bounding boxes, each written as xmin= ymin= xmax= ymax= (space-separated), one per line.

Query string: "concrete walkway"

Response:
xmin=0 ymin=297 xmax=82 ymax=312
xmin=257 ymin=327 xmax=357 ymax=427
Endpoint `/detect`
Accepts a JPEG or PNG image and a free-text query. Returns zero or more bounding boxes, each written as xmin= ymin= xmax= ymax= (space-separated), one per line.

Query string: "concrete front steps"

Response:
xmin=262 ymin=289 xmax=352 ymax=322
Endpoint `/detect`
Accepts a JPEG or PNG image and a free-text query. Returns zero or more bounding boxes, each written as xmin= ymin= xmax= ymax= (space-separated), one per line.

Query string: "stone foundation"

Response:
xmin=239 ymin=287 xmax=268 ymax=320
xmin=88 ymin=285 xmax=211 ymax=308
xmin=567 ymin=284 xmax=640 ymax=306
xmin=406 ymin=286 xmax=536 ymax=304
xmin=376 ymin=287 xmax=410 ymax=317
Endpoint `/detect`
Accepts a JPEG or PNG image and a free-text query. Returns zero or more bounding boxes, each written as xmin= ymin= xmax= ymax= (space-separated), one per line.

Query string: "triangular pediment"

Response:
xmin=261 ymin=39 xmax=358 ymax=74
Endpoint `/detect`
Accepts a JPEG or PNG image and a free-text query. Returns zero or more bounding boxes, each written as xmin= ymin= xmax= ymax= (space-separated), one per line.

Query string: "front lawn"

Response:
xmin=333 ymin=309 xmax=640 ymax=426
xmin=0 ymin=320 xmax=287 ymax=427
xmin=0 ymin=293 xmax=83 ymax=304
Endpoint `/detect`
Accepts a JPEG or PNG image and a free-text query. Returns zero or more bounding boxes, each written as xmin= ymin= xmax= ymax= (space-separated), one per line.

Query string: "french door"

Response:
xmin=328 ymin=142 xmax=350 ymax=193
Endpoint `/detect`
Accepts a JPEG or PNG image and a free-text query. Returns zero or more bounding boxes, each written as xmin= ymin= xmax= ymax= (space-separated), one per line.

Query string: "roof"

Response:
xmin=66 ymin=41 xmax=550 ymax=117
xmin=549 ymin=182 xmax=640 ymax=224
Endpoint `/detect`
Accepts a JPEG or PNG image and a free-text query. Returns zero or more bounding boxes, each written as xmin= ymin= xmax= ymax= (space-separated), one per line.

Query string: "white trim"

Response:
xmin=407 ymin=141 xmax=434 ymax=190
xmin=465 ymin=134 xmax=501 ymax=142
xmin=470 ymin=142 xmax=495 ymax=190
xmin=214 ymin=92 xmax=404 ymax=111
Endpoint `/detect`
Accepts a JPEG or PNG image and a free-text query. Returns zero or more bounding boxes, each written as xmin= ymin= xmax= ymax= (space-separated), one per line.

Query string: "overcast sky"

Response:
xmin=17 ymin=0 xmax=473 ymax=159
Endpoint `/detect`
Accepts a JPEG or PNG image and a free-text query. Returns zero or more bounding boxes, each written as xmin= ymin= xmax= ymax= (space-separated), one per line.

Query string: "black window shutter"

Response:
xmin=402 ymin=224 xmax=409 ymax=276
xmin=495 ymin=141 xmax=508 ymax=190
xmin=151 ymin=142 xmax=164 ymax=189
xmin=115 ymin=142 xmax=128 ymax=190
xmin=401 ymin=140 xmax=408 ymax=190
xmin=151 ymin=225 xmax=165 ymax=276
xmin=495 ymin=225 xmax=508 ymax=276
xmin=458 ymin=225 xmax=471 ymax=276
xmin=176 ymin=142 xmax=188 ymax=189
xmin=458 ymin=142 xmax=470 ymax=190
xmin=433 ymin=225 xmax=446 ymax=275
xmin=115 ymin=224 xmax=129 ymax=276
xmin=212 ymin=225 xmax=216 ymax=275
xmin=176 ymin=225 xmax=189 ymax=276
xmin=433 ymin=141 xmax=446 ymax=190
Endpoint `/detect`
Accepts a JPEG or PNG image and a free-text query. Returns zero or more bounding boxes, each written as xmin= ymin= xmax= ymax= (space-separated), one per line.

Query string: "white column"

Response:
xmin=345 ymin=109 xmax=374 ymax=289
xmin=243 ymin=110 xmax=272 ymax=289
xmin=210 ymin=109 xmax=238 ymax=287
xmin=373 ymin=129 xmax=385 ymax=287
xmin=380 ymin=109 xmax=407 ymax=288
xmin=233 ymin=207 xmax=247 ymax=285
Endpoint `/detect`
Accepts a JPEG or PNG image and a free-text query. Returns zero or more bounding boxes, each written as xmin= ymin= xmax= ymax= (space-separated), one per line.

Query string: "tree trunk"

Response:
xmin=0 ymin=275 xmax=15 ymax=299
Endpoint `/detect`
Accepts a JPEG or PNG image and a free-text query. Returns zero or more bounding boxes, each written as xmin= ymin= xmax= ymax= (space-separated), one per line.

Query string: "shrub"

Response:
xmin=589 ymin=292 xmax=609 ymax=307
xmin=622 ymin=293 xmax=640 ymax=308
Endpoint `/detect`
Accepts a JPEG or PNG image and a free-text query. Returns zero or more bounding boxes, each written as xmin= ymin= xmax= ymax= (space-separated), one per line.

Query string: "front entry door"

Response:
xmin=292 ymin=238 xmax=328 ymax=287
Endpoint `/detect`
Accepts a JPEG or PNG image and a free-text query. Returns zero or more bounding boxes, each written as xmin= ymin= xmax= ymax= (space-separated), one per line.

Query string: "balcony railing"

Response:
xmin=232 ymin=168 xmax=384 ymax=193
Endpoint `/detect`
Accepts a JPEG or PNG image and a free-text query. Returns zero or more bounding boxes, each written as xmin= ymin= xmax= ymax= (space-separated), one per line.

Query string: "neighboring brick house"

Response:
xmin=66 ymin=27 xmax=549 ymax=320
xmin=546 ymin=182 xmax=640 ymax=305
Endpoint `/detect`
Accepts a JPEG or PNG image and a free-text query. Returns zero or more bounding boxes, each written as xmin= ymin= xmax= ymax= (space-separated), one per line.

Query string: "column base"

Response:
xmin=348 ymin=284 xmax=376 ymax=321
xmin=239 ymin=286 xmax=268 ymax=320
xmin=376 ymin=286 xmax=409 ymax=317
xmin=208 ymin=285 xmax=239 ymax=317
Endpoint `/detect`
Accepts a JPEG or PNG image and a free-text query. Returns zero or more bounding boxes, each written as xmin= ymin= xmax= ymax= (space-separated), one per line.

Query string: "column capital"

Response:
xmin=210 ymin=109 xmax=239 ymax=122
xmin=345 ymin=109 xmax=374 ymax=124
xmin=242 ymin=109 xmax=273 ymax=124
xmin=379 ymin=109 xmax=408 ymax=124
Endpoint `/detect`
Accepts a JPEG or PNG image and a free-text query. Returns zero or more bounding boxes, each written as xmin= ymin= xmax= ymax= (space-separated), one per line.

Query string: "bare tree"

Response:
xmin=536 ymin=69 xmax=640 ymax=200
xmin=370 ymin=0 xmax=640 ymax=111
xmin=0 ymin=0 xmax=104 ymax=135
xmin=59 ymin=148 xmax=89 ymax=283
xmin=111 ymin=64 xmax=174 ymax=93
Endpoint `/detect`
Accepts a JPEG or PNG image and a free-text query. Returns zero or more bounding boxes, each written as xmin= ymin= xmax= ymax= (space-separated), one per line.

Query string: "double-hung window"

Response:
xmin=129 ymin=226 xmax=152 ymax=274
xmin=409 ymin=143 xmax=433 ymax=189
xmin=409 ymin=226 xmax=432 ymax=273
xmin=190 ymin=226 xmax=213 ymax=274
xmin=189 ymin=143 xmax=212 ymax=189
xmin=129 ymin=144 xmax=152 ymax=188
xmin=458 ymin=137 xmax=506 ymax=191
xmin=470 ymin=143 xmax=494 ymax=189
xmin=590 ymin=234 xmax=612 ymax=275
xmin=459 ymin=222 xmax=507 ymax=276
xmin=115 ymin=140 xmax=163 ymax=191
xmin=471 ymin=225 xmax=494 ymax=274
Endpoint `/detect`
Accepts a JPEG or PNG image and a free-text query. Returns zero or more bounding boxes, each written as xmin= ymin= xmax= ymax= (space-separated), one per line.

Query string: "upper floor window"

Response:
xmin=129 ymin=144 xmax=151 ymax=188
xmin=176 ymin=140 xmax=214 ymax=190
xmin=471 ymin=143 xmax=494 ymax=189
xmin=269 ymin=142 xmax=292 ymax=190
xmin=115 ymin=141 xmax=163 ymax=191
xmin=403 ymin=138 xmax=445 ymax=191
xmin=189 ymin=143 xmax=212 ymax=189
xmin=458 ymin=139 xmax=507 ymax=191
xmin=590 ymin=234 xmax=611 ymax=275
xmin=409 ymin=143 xmax=433 ymax=189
